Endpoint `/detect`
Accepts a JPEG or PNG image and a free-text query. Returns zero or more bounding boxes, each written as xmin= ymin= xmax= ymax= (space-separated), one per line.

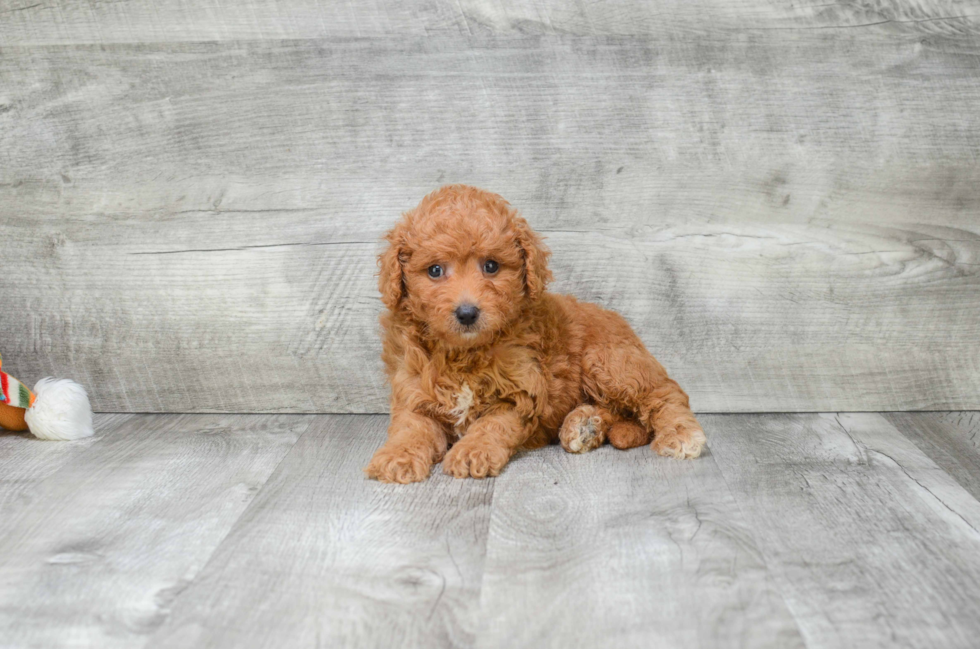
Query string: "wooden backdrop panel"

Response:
xmin=1 ymin=5 xmax=979 ymax=412
xmin=2 ymin=0 xmax=979 ymax=44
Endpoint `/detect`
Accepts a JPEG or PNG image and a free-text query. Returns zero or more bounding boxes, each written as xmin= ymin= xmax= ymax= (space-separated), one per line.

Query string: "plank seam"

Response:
xmin=139 ymin=414 xmax=316 ymax=645
xmin=704 ymin=432 xmax=817 ymax=649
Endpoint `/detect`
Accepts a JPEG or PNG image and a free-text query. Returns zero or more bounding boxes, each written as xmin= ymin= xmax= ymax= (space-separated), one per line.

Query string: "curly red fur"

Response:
xmin=365 ymin=185 xmax=706 ymax=483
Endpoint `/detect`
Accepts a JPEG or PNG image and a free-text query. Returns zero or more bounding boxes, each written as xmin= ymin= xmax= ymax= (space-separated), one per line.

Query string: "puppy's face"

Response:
xmin=401 ymin=228 xmax=526 ymax=346
xmin=379 ymin=185 xmax=551 ymax=348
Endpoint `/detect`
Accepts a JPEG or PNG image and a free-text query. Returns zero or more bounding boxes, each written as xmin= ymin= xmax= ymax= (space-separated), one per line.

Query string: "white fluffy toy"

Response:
xmin=0 ymin=353 xmax=94 ymax=440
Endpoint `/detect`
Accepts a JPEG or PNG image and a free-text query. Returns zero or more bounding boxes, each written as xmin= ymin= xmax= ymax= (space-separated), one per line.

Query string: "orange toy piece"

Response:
xmin=0 ymin=399 xmax=29 ymax=431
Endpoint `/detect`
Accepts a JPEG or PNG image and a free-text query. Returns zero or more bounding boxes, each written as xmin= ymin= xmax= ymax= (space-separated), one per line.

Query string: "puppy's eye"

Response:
xmin=483 ymin=260 xmax=499 ymax=275
xmin=427 ymin=265 xmax=443 ymax=279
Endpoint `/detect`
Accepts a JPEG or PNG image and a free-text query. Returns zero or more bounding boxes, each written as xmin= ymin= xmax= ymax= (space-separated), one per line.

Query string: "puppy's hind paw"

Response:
xmin=652 ymin=426 xmax=706 ymax=460
xmin=559 ymin=405 xmax=609 ymax=454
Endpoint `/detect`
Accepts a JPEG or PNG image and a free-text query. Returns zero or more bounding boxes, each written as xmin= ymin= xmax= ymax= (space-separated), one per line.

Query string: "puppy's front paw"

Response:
xmin=443 ymin=439 xmax=510 ymax=479
xmin=652 ymin=425 xmax=706 ymax=459
xmin=364 ymin=445 xmax=433 ymax=483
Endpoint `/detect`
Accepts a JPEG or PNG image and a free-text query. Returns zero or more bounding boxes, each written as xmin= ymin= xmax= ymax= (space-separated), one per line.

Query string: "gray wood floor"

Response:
xmin=3 ymin=413 xmax=980 ymax=648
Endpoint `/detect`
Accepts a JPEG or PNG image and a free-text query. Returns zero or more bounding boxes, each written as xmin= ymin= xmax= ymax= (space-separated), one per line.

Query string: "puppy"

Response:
xmin=365 ymin=185 xmax=706 ymax=483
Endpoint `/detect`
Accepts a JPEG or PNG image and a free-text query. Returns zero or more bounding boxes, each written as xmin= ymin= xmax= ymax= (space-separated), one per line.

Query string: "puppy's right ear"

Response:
xmin=378 ymin=225 xmax=405 ymax=310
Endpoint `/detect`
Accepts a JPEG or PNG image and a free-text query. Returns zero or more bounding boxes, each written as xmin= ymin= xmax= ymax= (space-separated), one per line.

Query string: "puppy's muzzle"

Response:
xmin=454 ymin=303 xmax=480 ymax=327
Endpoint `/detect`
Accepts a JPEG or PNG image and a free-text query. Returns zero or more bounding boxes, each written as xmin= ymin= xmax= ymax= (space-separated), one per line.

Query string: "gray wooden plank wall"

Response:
xmin=1 ymin=1 xmax=979 ymax=413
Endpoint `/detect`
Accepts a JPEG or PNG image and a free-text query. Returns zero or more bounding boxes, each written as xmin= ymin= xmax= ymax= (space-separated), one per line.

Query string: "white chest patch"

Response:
xmin=449 ymin=384 xmax=475 ymax=432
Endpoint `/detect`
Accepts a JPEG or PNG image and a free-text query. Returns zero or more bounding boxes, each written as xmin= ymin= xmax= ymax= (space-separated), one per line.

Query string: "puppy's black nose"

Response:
xmin=455 ymin=304 xmax=480 ymax=326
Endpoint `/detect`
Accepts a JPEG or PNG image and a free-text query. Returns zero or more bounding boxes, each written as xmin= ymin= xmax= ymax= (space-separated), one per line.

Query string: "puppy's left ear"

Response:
xmin=514 ymin=215 xmax=553 ymax=301
xmin=378 ymin=225 xmax=406 ymax=310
